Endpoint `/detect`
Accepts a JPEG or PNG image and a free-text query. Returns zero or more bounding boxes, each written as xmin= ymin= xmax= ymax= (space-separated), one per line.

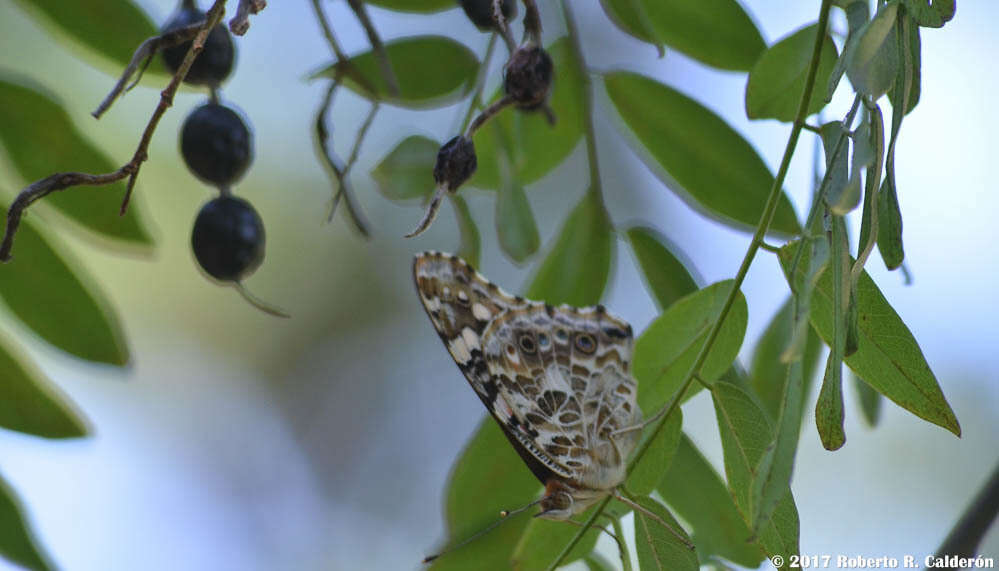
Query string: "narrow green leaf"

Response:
xmin=626 ymin=409 xmax=682 ymax=497
xmin=902 ymin=0 xmax=955 ymax=28
xmin=604 ymin=71 xmax=801 ymax=236
xmin=451 ymin=195 xmax=480 ymax=269
xmin=845 ymin=287 xmax=860 ymax=357
xmin=814 ymin=216 xmax=850 ymax=451
xmin=525 ymin=190 xmax=612 ymax=307
xmin=634 ymin=281 xmax=748 ymax=411
xmin=857 ymin=104 xmax=886 ymax=272
xmin=750 ymin=298 xmax=822 ymax=423
xmin=12 ymin=0 xmax=164 ymax=77
xmin=0 ymin=334 xmax=88 ymax=438
xmin=512 ymin=507 xmax=601 ymax=568
xmin=888 ymin=14 xmax=921 ymax=115
xmin=0 ymin=204 xmax=129 ymax=365
xmin=364 ymin=0 xmax=453 ymax=13
xmin=845 ymin=2 xmax=900 ymax=99
xmin=470 ymin=39 xmax=584 ymax=189
xmin=826 ymin=1 xmax=870 ymax=101
xmin=430 ymin=418 xmax=538 ymax=571
xmin=495 ymin=176 xmax=540 ymax=264
xmin=819 ymin=121 xmax=851 ymax=212
xmin=658 ymin=435 xmax=765 ymax=568
xmin=310 ymin=36 xmax=479 ymax=109
xmin=778 ymin=242 xmax=960 ymax=436
xmin=625 ymin=227 xmax=699 ymax=312
xmin=633 ymin=496 xmax=698 ymax=571
xmin=852 ymin=371 xmax=883 ymax=427
xmin=370 ymin=135 xmax=437 ymax=201
xmin=876 ymin=178 xmax=905 ymax=270
xmin=745 ymin=24 xmax=838 ymax=122
xmin=0 ymin=472 xmax=52 ymax=571
xmin=0 ymin=75 xmax=153 ymax=248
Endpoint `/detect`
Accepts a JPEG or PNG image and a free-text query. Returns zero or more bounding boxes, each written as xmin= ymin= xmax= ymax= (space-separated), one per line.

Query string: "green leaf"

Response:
xmin=12 ymin=0 xmax=164 ymax=77
xmin=512 ymin=507 xmax=601 ymax=568
xmin=712 ymin=381 xmax=773 ymax=518
xmin=818 ymin=121 xmax=854 ymax=214
xmin=525 ymin=190 xmax=612 ymax=306
xmin=0 ymin=204 xmax=129 ymax=365
xmin=634 ymin=281 xmax=748 ymax=412
xmin=778 ymin=242 xmax=960 ymax=436
xmin=658 ymin=435 xmax=765 ymax=568
xmin=0 ymin=334 xmax=88 ymax=438
xmin=826 ymin=1 xmax=870 ymax=101
xmin=625 ymin=227 xmax=699 ymax=312
xmin=876 ymin=178 xmax=905 ymax=270
xmin=756 ymin=491 xmax=800 ymax=570
xmin=902 ymin=0 xmax=955 ymax=28
xmin=852 ymin=371 xmax=883 ymax=427
xmin=604 ymin=72 xmax=801 ymax=236
xmin=430 ymin=418 xmax=538 ymax=571
xmin=598 ymin=0 xmax=663 ymax=52
xmin=470 ymin=39 xmax=585 ymax=189
xmin=364 ymin=0 xmax=453 ymax=13
xmin=750 ymin=298 xmax=822 ymax=423
xmin=0 ymin=472 xmax=52 ymax=571
xmin=450 ymin=195 xmax=480 ymax=269
xmin=370 ymin=135 xmax=437 ymax=201
xmin=745 ymin=24 xmax=838 ymax=122
xmin=888 ymin=14 xmax=921 ymax=115
xmin=814 ymin=217 xmax=850 ymax=451
xmin=583 ymin=552 xmax=618 ymax=571
xmin=310 ymin=36 xmax=479 ymax=109
xmin=845 ymin=2 xmax=900 ymax=99
xmin=626 ymin=409 xmax=682 ymax=497
xmin=0 ymin=75 xmax=153 ymax=248
xmin=633 ymin=496 xmax=698 ymax=571
xmin=495 ymin=175 xmax=540 ymax=264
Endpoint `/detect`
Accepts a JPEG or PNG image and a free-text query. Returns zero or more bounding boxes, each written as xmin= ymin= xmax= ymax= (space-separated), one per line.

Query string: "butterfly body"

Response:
xmin=413 ymin=251 xmax=642 ymax=519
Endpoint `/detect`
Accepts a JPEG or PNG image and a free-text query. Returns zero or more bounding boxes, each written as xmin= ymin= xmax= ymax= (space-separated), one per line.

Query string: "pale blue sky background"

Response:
xmin=0 ymin=1 xmax=995 ymax=569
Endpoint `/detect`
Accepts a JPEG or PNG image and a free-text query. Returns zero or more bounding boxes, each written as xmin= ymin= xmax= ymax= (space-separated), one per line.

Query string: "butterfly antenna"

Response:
xmin=612 ymin=489 xmax=695 ymax=550
xmin=422 ymin=499 xmax=542 ymax=564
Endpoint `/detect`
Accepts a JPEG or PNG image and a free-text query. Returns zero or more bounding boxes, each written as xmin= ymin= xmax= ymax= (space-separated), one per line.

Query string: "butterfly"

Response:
xmin=413 ymin=251 xmax=643 ymax=520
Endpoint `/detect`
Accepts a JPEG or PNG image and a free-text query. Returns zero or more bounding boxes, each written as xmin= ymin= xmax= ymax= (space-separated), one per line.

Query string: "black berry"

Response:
xmin=434 ymin=136 xmax=477 ymax=191
xmin=191 ymin=196 xmax=265 ymax=281
xmin=180 ymin=102 xmax=253 ymax=186
xmin=458 ymin=0 xmax=517 ymax=31
xmin=161 ymin=1 xmax=235 ymax=87
xmin=504 ymin=46 xmax=554 ymax=109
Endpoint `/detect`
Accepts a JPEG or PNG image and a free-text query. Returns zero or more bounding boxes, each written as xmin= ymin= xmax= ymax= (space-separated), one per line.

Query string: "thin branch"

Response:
xmin=229 ymin=0 xmax=266 ymax=36
xmin=345 ymin=0 xmax=400 ymax=97
xmin=491 ymin=0 xmax=517 ymax=53
xmin=1 ymin=0 xmax=228 ymax=263
xmin=613 ymin=489 xmax=693 ymax=550
xmin=234 ymin=281 xmax=289 ymax=318
xmin=309 ymin=0 xmax=378 ymax=99
xmin=313 ymin=80 xmax=371 ymax=237
xmin=92 ymin=21 xmax=203 ymax=118
xmin=458 ymin=33 xmax=499 ymax=134
xmin=465 ymin=94 xmax=515 ymax=137
xmin=561 ymin=1 xmax=605 ymax=207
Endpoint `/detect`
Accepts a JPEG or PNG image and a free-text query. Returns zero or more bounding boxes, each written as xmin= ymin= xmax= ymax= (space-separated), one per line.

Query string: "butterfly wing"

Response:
xmin=480 ymin=304 xmax=643 ymax=491
xmin=413 ymin=252 xmax=556 ymax=483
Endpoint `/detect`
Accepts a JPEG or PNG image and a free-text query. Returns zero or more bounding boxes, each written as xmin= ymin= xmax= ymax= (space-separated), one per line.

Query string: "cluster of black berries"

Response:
xmin=162 ymin=0 xmax=265 ymax=284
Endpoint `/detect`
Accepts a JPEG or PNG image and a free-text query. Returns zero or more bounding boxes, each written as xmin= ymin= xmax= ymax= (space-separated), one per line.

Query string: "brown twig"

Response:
xmin=345 ymin=0 xmax=400 ymax=97
xmin=313 ymin=81 xmax=371 ymax=236
xmin=492 ymin=0 xmax=517 ymax=53
xmin=1 ymin=0 xmax=228 ymax=263
xmin=229 ymin=0 xmax=266 ymax=36
xmin=521 ymin=0 xmax=542 ymax=45
xmin=465 ymin=94 xmax=515 ymax=137
xmin=309 ymin=0 xmax=379 ymax=101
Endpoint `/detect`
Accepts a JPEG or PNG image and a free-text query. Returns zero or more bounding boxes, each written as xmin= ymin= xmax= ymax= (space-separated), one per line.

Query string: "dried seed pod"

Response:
xmin=434 ymin=135 xmax=477 ymax=191
xmin=504 ymin=46 xmax=554 ymax=109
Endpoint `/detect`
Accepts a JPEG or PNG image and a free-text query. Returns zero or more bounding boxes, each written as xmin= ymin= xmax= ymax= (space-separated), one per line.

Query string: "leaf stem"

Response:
xmin=459 ymin=33 xmax=500 ymax=134
xmin=560 ymin=0 xmax=604 ymax=206
xmin=546 ymin=0 xmax=835 ymax=566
